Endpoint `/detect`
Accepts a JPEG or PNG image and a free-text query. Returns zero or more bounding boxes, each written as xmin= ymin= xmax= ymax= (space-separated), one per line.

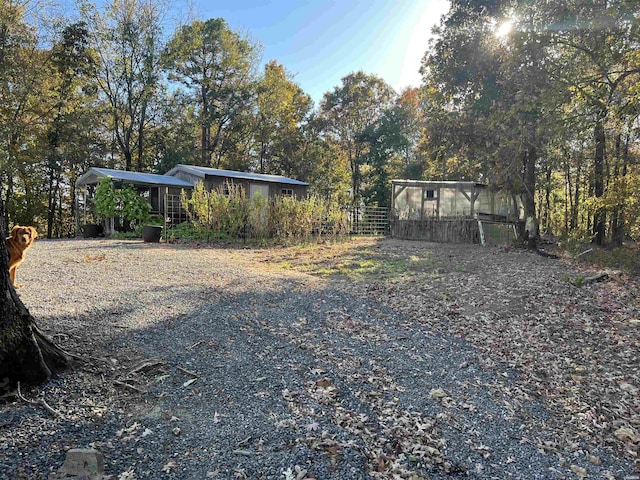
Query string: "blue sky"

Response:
xmin=170 ymin=0 xmax=451 ymax=105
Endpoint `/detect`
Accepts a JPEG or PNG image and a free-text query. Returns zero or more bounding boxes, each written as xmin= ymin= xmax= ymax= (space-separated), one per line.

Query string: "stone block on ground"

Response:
xmin=50 ymin=448 xmax=104 ymax=480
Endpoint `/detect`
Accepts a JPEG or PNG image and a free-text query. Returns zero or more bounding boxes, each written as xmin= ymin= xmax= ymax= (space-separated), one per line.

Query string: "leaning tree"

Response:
xmin=0 ymin=199 xmax=75 ymax=388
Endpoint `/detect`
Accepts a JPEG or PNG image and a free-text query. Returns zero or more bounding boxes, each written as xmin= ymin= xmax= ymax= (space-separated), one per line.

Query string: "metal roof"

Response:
xmin=165 ymin=164 xmax=309 ymax=186
xmin=76 ymin=167 xmax=194 ymax=188
xmin=392 ymin=179 xmax=487 ymax=188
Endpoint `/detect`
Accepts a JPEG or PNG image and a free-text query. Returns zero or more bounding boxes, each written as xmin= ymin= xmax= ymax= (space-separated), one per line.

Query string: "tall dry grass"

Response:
xmin=182 ymin=182 xmax=349 ymax=243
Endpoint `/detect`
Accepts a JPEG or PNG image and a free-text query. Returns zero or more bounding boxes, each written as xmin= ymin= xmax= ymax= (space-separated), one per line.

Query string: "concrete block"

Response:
xmin=54 ymin=448 xmax=104 ymax=480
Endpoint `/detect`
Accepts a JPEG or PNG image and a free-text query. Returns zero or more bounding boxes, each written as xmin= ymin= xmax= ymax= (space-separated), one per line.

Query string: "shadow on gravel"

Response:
xmin=2 ymin=275 xmax=635 ymax=480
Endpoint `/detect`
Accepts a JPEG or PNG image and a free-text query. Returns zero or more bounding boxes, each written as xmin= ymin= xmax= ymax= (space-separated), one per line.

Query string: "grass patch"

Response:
xmin=558 ymin=237 xmax=639 ymax=274
xmin=589 ymin=245 xmax=639 ymax=273
xmin=562 ymin=274 xmax=586 ymax=287
xmin=264 ymin=238 xmax=437 ymax=281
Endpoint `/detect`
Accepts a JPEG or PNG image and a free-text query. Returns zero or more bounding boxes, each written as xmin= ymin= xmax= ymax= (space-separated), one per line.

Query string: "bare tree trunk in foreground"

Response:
xmin=0 ymin=199 xmax=75 ymax=388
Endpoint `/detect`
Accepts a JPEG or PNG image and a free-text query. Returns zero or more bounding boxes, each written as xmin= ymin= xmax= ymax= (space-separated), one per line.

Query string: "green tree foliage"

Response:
xmin=320 ymin=71 xmax=395 ymax=205
xmin=394 ymin=88 xmax=428 ymax=180
xmin=93 ymin=177 xmax=118 ymax=220
xmin=93 ymin=177 xmax=151 ymax=227
xmin=163 ymin=18 xmax=260 ymax=167
xmin=421 ymin=0 xmax=640 ymax=245
xmin=0 ymin=0 xmax=47 ymax=226
xmin=44 ymin=22 xmax=98 ymax=238
xmin=254 ymin=61 xmax=313 ymax=178
xmin=82 ymin=0 xmax=164 ymax=172
xmin=360 ymin=107 xmax=411 ymax=207
xmin=546 ymin=0 xmax=640 ymax=245
xmin=150 ymin=90 xmax=199 ymax=173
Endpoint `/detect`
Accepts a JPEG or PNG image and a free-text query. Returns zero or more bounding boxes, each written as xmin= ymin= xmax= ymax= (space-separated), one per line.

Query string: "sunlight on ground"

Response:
xmin=256 ymin=237 xmax=436 ymax=281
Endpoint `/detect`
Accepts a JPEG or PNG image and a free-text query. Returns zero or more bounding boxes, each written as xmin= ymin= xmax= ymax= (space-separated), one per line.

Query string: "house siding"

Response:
xmin=171 ymin=171 xmax=200 ymax=185
xmin=204 ymin=177 xmax=307 ymax=200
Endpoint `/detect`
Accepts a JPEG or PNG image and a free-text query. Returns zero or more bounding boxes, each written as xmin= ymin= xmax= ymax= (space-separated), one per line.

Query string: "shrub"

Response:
xmin=93 ymin=177 xmax=152 ymax=230
xmin=93 ymin=178 xmax=117 ymax=221
xmin=180 ymin=186 xmax=349 ymax=244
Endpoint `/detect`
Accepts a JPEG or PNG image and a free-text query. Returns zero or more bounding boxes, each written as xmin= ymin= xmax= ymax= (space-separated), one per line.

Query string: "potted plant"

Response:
xmin=142 ymin=214 xmax=164 ymax=243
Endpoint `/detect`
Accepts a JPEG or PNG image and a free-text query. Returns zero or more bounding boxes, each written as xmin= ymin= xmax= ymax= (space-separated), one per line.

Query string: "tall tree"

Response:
xmin=163 ymin=18 xmax=260 ymax=167
xmin=422 ymin=0 xmax=558 ymax=247
xmin=320 ymin=71 xmax=394 ymax=205
xmin=0 ymin=0 xmax=49 ymax=227
xmin=254 ymin=61 xmax=313 ymax=177
xmin=360 ymin=106 xmax=410 ymax=206
xmin=44 ymin=22 xmax=97 ymax=238
xmin=256 ymin=61 xmax=313 ymax=176
xmin=394 ymin=88 xmax=427 ymax=179
xmin=150 ymin=89 xmax=199 ymax=173
xmin=83 ymin=0 xmax=164 ymax=171
xmin=547 ymin=0 xmax=640 ymax=245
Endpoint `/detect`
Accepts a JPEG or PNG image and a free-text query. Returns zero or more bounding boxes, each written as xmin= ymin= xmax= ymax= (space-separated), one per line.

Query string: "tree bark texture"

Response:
xmin=593 ymin=115 xmax=606 ymax=246
xmin=522 ymin=133 xmax=538 ymax=249
xmin=0 ymin=200 xmax=74 ymax=387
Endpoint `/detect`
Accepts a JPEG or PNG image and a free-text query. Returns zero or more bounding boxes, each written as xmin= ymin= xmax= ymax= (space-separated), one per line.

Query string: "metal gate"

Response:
xmin=349 ymin=206 xmax=390 ymax=236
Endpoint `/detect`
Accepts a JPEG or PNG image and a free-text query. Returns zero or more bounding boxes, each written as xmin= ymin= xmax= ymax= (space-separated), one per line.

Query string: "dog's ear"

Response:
xmin=29 ymin=226 xmax=38 ymax=239
xmin=10 ymin=225 xmax=21 ymax=238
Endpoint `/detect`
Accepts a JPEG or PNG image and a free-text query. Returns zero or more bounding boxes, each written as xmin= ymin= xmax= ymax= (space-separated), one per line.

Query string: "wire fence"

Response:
xmin=349 ymin=205 xmax=390 ymax=236
xmin=164 ymin=194 xmax=518 ymax=245
xmin=164 ymin=194 xmax=392 ymax=238
xmin=477 ymin=220 xmax=518 ymax=246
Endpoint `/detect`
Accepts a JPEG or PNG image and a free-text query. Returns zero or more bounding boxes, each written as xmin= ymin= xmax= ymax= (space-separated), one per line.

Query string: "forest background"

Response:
xmin=0 ymin=0 xmax=638 ymax=246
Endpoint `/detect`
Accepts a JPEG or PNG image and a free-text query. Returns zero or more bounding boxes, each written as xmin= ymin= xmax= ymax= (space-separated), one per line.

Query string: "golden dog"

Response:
xmin=6 ymin=225 xmax=38 ymax=286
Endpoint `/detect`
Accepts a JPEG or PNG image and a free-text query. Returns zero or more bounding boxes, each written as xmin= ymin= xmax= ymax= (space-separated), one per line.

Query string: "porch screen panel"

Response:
xmin=475 ymin=189 xmax=493 ymax=216
xmin=394 ymin=186 xmax=423 ymax=219
xmin=439 ymin=188 xmax=457 ymax=217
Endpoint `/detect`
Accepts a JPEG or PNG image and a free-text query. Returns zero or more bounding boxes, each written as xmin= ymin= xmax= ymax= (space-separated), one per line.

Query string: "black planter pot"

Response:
xmin=142 ymin=225 xmax=163 ymax=243
xmin=82 ymin=223 xmax=99 ymax=238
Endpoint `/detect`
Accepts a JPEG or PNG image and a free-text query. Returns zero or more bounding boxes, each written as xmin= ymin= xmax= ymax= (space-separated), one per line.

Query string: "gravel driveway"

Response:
xmin=0 ymin=238 xmax=636 ymax=479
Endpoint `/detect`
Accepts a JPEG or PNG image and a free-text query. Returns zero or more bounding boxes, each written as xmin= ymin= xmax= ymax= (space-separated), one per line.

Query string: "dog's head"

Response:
xmin=10 ymin=225 xmax=38 ymax=248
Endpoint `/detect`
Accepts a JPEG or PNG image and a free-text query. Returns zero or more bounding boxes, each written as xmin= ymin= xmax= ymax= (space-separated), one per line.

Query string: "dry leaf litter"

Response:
xmin=0 ymin=238 xmax=638 ymax=479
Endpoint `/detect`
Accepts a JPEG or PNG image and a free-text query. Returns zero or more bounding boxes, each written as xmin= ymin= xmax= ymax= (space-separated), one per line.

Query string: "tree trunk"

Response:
xmin=612 ymin=133 xmax=629 ymax=247
xmin=522 ymin=140 xmax=537 ymax=249
xmin=201 ymin=124 xmax=208 ymax=166
xmin=544 ymin=165 xmax=552 ymax=235
xmin=564 ymin=158 xmax=571 ymax=233
xmin=592 ymin=114 xmax=606 ymax=246
xmin=0 ymin=199 xmax=75 ymax=387
xmin=571 ymin=156 xmax=582 ymax=231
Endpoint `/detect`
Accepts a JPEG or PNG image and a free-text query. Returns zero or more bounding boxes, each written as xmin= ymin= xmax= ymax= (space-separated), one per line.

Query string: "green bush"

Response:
xmin=165 ymin=222 xmax=207 ymax=242
xmin=93 ymin=177 xmax=152 ymax=230
xmin=119 ymin=185 xmax=152 ymax=226
xmin=93 ymin=177 xmax=117 ymax=220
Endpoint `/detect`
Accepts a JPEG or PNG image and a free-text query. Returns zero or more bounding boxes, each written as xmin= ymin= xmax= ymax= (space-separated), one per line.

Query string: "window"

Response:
xmin=425 ymin=189 xmax=435 ymax=200
xmin=139 ymin=187 xmax=160 ymax=212
xmin=150 ymin=187 xmax=160 ymax=212
xmin=281 ymin=188 xmax=293 ymax=197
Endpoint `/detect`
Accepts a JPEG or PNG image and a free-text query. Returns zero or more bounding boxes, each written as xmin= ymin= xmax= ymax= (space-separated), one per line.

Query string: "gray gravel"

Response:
xmin=0 ymin=239 xmax=635 ymax=479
